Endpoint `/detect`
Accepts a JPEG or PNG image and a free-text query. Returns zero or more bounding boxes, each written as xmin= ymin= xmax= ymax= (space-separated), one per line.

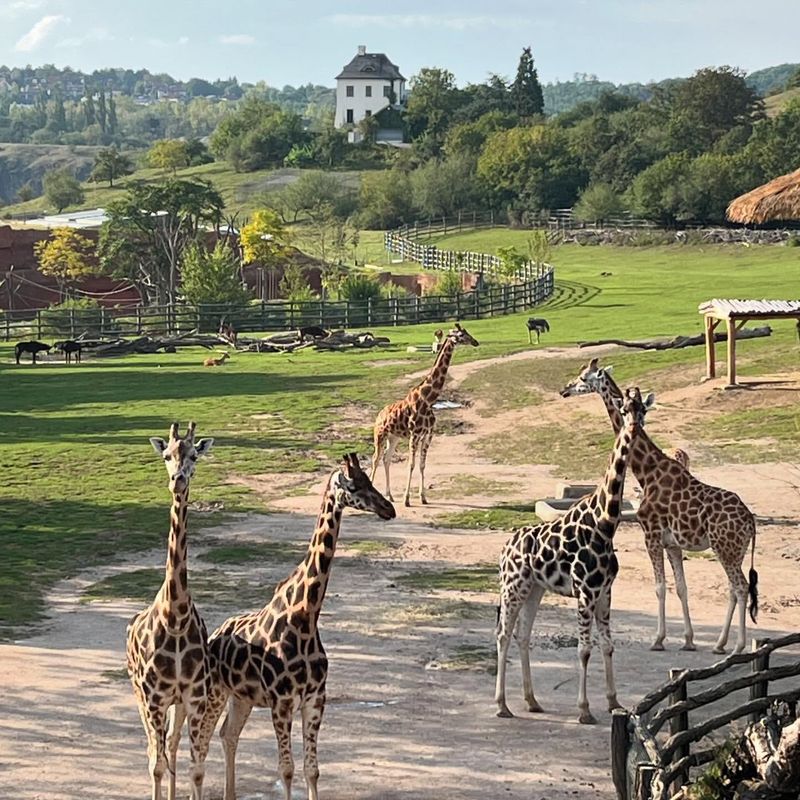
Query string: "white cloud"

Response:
xmin=14 ymin=14 xmax=69 ymax=51
xmin=1 ymin=0 xmax=46 ymax=19
xmin=57 ymin=27 xmax=114 ymax=48
xmin=220 ymin=34 xmax=256 ymax=46
xmin=326 ymin=13 xmax=528 ymax=31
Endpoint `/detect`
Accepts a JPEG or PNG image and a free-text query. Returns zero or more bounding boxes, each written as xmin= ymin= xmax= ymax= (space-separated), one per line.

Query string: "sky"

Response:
xmin=1 ymin=0 xmax=798 ymax=88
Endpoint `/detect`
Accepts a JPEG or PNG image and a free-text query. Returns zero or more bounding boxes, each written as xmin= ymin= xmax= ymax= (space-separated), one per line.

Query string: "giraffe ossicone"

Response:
xmin=371 ymin=323 xmax=479 ymax=507
xmin=126 ymin=421 xmax=215 ymax=800
xmin=496 ymin=387 xmax=652 ymax=723
xmin=561 ymin=358 xmax=758 ymax=654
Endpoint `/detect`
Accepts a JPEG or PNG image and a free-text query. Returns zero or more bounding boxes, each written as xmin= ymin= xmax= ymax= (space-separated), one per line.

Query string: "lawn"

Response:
xmin=3 ymin=239 xmax=799 ymax=634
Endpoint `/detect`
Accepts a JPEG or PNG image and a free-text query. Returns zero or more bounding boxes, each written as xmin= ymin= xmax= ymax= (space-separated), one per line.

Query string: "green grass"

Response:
xmin=343 ymin=538 xmax=402 ymax=557
xmin=435 ymin=504 xmax=539 ymax=531
xmin=436 ymin=474 xmax=521 ymax=499
xmin=202 ymin=541 xmax=305 ymax=564
xmin=386 ymin=599 xmax=487 ymax=624
xmin=396 ymin=565 xmax=498 ymax=592
xmin=82 ymin=568 xmax=164 ymax=603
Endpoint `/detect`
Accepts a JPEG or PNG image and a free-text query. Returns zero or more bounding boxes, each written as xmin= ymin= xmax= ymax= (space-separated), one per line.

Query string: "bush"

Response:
xmin=40 ymin=298 xmax=108 ymax=337
xmin=432 ymin=270 xmax=463 ymax=299
xmin=338 ymin=273 xmax=382 ymax=303
xmin=573 ymin=183 xmax=626 ymax=222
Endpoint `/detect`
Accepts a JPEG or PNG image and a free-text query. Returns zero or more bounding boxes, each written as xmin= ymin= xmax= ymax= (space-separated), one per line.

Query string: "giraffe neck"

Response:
xmin=163 ymin=485 xmax=190 ymax=605
xmin=294 ymin=478 xmax=343 ymax=626
xmin=419 ymin=338 xmax=456 ymax=402
xmin=595 ymin=376 xmax=669 ymax=484
xmin=593 ymin=417 xmax=635 ymax=526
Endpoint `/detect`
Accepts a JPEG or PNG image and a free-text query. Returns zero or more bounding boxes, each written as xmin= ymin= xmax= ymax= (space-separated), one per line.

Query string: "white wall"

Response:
xmin=334 ymin=78 xmax=405 ymax=128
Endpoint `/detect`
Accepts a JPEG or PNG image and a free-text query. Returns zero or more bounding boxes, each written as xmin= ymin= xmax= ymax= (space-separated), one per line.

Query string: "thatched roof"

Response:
xmin=726 ymin=167 xmax=800 ymax=224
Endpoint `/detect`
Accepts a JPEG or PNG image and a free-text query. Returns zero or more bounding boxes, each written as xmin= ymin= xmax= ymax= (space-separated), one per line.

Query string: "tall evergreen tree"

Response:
xmin=511 ymin=46 xmax=544 ymax=119
xmin=97 ymin=89 xmax=107 ymax=133
xmin=107 ymin=89 xmax=117 ymax=134
xmin=83 ymin=88 xmax=96 ymax=127
xmin=50 ymin=86 xmax=67 ymax=132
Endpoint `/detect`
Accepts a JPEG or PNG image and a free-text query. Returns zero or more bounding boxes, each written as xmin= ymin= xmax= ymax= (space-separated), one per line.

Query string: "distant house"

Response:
xmin=334 ymin=45 xmax=406 ymax=143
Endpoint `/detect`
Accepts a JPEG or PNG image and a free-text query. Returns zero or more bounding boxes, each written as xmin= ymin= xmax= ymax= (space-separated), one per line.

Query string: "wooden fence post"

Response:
xmin=69 ymin=307 xmax=75 ymax=339
xmin=668 ymin=668 xmax=689 ymax=794
xmin=37 ymin=309 xmax=42 ymax=340
xmin=392 ymin=298 xmax=399 ymax=326
xmin=345 ymin=301 xmax=350 ymax=329
xmin=415 ymin=295 xmax=421 ymax=325
xmin=749 ymin=638 xmax=770 ymax=723
xmin=367 ymin=297 xmax=372 ymax=327
xmin=136 ymin=306 xmax=142 ymax=334
xmin=456 ymin=290 xmax=462 ymax=320
xmin=635 ymin=764 xmax=656 ymax=800
xmin=611 ymin=708 xmax=630 ymax=800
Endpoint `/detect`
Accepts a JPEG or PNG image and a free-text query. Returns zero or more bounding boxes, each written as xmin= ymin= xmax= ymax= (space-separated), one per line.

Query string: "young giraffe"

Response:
xmin=495 ymin=388 xmax=652 ymax=723
xmin=371 ymin=323 xmax=479 ymax=506
xmin=126 ymin=422 xmax=214 ymax=800
xmin=188 ymin=453 xmax=395 ymax=800
xmin=560 ymin=359 xmax=758 ymax=654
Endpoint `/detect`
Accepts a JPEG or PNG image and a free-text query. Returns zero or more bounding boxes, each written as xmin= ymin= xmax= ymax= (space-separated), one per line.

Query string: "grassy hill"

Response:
xmin=764 ymin=86 xmax=800 ymax=117
xmin=0 ymin=158 xmax=365 ymax=220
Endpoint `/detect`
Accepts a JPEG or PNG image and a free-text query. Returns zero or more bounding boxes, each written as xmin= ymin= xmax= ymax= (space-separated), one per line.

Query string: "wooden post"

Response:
xmin=704 ymin=315 xmax=717 ymax=379
xmin=635 ymin=764 xmax=656 ymax=800
xmin=749 ymin=637 xmax=770 ymax=723
xmin=456 ymin=289 xmax=462 ymax=320
xmin=392 ymin=298 xmax=399 ymax=327
xmin=345 ymin=300 xmax=350 ymax=329
xmin=415 ymin=295 xmax=420 ymax=325
xmin=726 ymin=317 xmax=737 ymax=387
xmin=37 ymin=309 xmax=42 ymax=340
xmin=136 ymin=306 xmax=142 ymax=335
xmin=611 ymin=709 xmax=630 ymax=800
xmin=668 ymin=668 xmax=689 ymax=794
xmin=367 ymin=297 xmax=372 ymax=327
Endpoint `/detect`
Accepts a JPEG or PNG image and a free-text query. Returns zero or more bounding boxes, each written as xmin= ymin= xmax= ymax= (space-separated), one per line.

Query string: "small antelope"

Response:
xmin=203 ymin=352 xmax=230 ymax=367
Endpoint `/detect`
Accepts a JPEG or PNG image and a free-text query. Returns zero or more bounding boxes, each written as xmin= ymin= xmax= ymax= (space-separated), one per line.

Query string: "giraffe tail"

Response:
xmin=747 ymin=530 xmax=758 ymax=625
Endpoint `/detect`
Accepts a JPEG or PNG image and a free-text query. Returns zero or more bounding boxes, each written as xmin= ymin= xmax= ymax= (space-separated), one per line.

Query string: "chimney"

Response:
xmin=357 ymin=45 xmax=366 ymax=56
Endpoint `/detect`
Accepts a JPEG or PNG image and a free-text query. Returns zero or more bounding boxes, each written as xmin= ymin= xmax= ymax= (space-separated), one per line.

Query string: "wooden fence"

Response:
xmin=1 ymin=273 xmax=555 ymax=340
xmin=612 ymin=633 xmax=800 ymax=800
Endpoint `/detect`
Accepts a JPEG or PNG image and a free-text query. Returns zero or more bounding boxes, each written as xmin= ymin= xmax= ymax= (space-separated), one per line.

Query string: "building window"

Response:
xmin=346 ymin=85 xmax=354 ymax=97
xmin=346 ymin=109 xmax=354 ymax=124
xmin=383 ymin=85 xmax=392 ymax=98
xmin=365 ymin=85 xmax=372 ymax=97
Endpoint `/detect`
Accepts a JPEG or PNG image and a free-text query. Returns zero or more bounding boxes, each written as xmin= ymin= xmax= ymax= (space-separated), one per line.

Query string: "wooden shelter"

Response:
xmin=698 ymin=299 xmax=800 ymax=386
xmin=726 ymin=167 xmax=800 ymax=224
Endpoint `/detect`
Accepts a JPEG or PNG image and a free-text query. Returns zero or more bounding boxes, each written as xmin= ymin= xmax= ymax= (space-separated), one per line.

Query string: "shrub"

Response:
xmin=338 ymin=273 xmax=382 ymax=303
xmin=432 ymin=269 xmax=463 ymax=299
xmin=40 ymin=298 xmax=108 ymax=337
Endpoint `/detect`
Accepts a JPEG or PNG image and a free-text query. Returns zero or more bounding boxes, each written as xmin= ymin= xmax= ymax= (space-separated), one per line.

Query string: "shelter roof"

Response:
xmin=699 ymin=298 xmax=800 ymax=319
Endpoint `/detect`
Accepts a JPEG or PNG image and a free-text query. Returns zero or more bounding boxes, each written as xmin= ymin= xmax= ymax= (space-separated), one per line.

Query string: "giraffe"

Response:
xmin=371 ymin=322 xmax=479 ymax=506
xmin=126 ymin=422 xmax=215 ymax=800
xmin=560 ymin=358 xmax=758 ymax=654
xmin=495 ymin=387 xmax=652 ymax=723
xmin=185 ymin=453 xmax=395 ymax=800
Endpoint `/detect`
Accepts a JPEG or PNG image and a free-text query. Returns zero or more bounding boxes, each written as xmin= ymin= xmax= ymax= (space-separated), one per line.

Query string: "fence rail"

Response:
xmin=2 ymin=273 xmax=555 ymax=341
xmin=612 ymin=633 xmax=800 ymax=800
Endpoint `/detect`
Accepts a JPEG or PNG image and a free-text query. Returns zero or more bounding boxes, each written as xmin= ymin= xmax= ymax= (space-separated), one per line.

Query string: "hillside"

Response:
xmin=0 ymin=144 xmax=103 ymax=204
xmin=746 ymin=63 xmax=800 ymax=95
xmin=0 ymin=159 xmax=364 ymax=220
xmin=764 ymin=86 xmax=800 ymax=117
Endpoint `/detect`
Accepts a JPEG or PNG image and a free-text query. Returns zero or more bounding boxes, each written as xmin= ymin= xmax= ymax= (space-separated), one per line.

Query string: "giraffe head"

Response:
xmin=446 ymin=322 xmax=479 ymax=348
xmin=331 ymin=453 xmax=396 ymax=520
xmin=149 ymin=421 xmax=214 ymax=492
xmin=617 ymin=387 xmax=655 ymax=435
xmin=559 ymin=357 xmax=615 ymax=398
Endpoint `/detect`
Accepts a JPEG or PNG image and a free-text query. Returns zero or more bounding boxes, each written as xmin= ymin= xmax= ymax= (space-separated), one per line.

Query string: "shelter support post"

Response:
xmin=704 ymin=315 xmax=719 ymax=379
xmin=726 ymin=318 xmax=737 ymax=387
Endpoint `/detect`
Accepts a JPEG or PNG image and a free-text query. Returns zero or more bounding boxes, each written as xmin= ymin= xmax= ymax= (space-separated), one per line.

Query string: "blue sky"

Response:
xmin=1 ymin=0 xmax=798 ymax=87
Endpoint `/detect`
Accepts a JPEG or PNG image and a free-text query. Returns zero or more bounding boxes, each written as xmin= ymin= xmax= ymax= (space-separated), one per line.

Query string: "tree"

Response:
xmin=147 ymin=139 xmax=190 ymax=175
xmin=511 ymin=47 xmax=544 ymax=119
xmin=626 ymin=153 xmax=692 ymax=224
xmin=240 ymin=209 xmax=291 ymax=266
xmin=97 ymin=89 xmax=107 ymax=133
xmin=404 ymin=67 xmax=461 ymax=146
xmin=410 ymin=154 xmax=483 ymax=217
xmin=573 ymin=183 xmax=627 ymax=222
xmin=356 ymin=169 xmax=414 ymax=229
xmin=268 ymin=171 xmax=356 ymax=224
xmin=744 ymin=99 xmax=800 ymax=178
xmin=16 ymin=181 xmax=36 ymax=202
xmin=357 ymin=114 xmax=379 ymax=145
xmin=34 ymin=227 xmax=95 ymax=298
xmin=444 ymin=110 xmax=516 ymax=157
xmin=98 ymin=179 xmax=224 ymax=305
xmin=788 ymin=67 xmax=800 ymax=90
xmin=43 ymin=169 xmax=85 ymax=212
xmin=83 ymin=88 xmax=96 ymax=127
xmin=310 ymin=124 xmax=347 ymax=168
xmin=180 ymin=242 xmax=250 ymax=306
xmin=90 ymin=146 xmax=134 ymax=188
xmin=279 ymin=262 xmax=317 ymax=301
xmin=452 ymin=75 xmax=513 ymax=124
xmin=107 ymin=89 xmax=117 ymax=135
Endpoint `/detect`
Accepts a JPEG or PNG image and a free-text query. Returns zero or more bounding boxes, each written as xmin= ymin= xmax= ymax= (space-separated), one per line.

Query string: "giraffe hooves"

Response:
xmin=680 ymin=642 xmax=697 ymax=652
xmin=712 ymin=646 xmax=727 ymax=655
xmin=420 ymin=497 xmax=428 ymax=505
xmin=578 ymin=711 xmax=598 ymax=725
xmin=650 ymin=641 xmax=665 ymax=652
xmin=496 ymin=706 xmax=514 ymax=719
xmin=526 ymin=701 xmax=545 ymax=713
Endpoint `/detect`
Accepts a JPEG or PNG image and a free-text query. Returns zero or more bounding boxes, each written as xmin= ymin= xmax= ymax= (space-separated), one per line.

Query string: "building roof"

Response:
xmin=698 ymin=298 xmax=800 ymax=319
xmin=26 ymin=208 xmax=109 ymax=229
xmin=726 ymin=167 xmax=800 ymax=224
xmin=336 ymin=51 xmax=404 ymax=81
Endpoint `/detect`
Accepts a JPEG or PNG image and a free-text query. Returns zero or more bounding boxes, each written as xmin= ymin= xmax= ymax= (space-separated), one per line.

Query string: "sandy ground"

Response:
xmin=1 ymin=346 xmax=799 ymax=800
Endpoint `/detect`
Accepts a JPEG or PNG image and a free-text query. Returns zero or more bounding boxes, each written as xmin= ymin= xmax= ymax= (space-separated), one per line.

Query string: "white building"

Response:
xmin=334 ymin=46 xmax=406 ymax=139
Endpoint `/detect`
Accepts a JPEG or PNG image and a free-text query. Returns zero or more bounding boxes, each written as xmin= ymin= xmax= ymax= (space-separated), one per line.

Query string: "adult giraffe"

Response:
xmin=371 ymin=323 xmax=479 ymax=506
xmin=561 ymin=359 xmax=758 ymax=654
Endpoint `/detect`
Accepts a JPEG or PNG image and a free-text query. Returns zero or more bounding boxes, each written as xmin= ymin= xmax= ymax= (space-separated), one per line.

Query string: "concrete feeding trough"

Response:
xmin=534 ymin=482 xmax=639 ymax=523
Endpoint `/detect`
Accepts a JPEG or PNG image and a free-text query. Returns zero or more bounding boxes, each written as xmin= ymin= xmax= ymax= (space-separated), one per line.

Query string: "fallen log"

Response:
xmin=578 ymin=326 xmax=772 ymax=350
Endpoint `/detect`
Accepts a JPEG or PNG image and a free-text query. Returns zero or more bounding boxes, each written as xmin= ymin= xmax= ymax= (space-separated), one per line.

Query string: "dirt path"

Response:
xmin=1 ymin=346 xmax=799 ymax=800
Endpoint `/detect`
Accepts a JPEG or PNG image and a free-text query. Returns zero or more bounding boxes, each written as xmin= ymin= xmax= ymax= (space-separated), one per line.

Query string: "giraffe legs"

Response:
xmin=166 ymin=703 xmax=186 ymax=800
xmin=185 ymin=698 xmax=211 ymax=800
xmin=219 ymin=695 xmax=253 ymax=800
xmin=576 ymin=594 xmax=597 ymax=724
xmin=516 ymin=586 xmax=546 ymax=713
xmin=417 ymin=434 xmax=432 ymax=505
xmin=301 ymin=691 xmax=326 ymax=800
xmin=644 ymin=530 xmax=668 ymax=650
xmin=714 ymin=562 xmax=749 ymax=654
xmin=271 ymin=699 xmax=296 ymax=800
xmin=665 ymin=545 xmax=696 ymax=650
xmin=137 ymin=701 xmax=169 ymax=800
xmin=403 ymin=435 xmax=419 ymax=507
xmin=381 ymin=437 xmax=398 ymax=502
xmin=494 ymin=592 xmax=523 ymax=718
xmin=594 ymin=590 xmax=620 ymax=712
